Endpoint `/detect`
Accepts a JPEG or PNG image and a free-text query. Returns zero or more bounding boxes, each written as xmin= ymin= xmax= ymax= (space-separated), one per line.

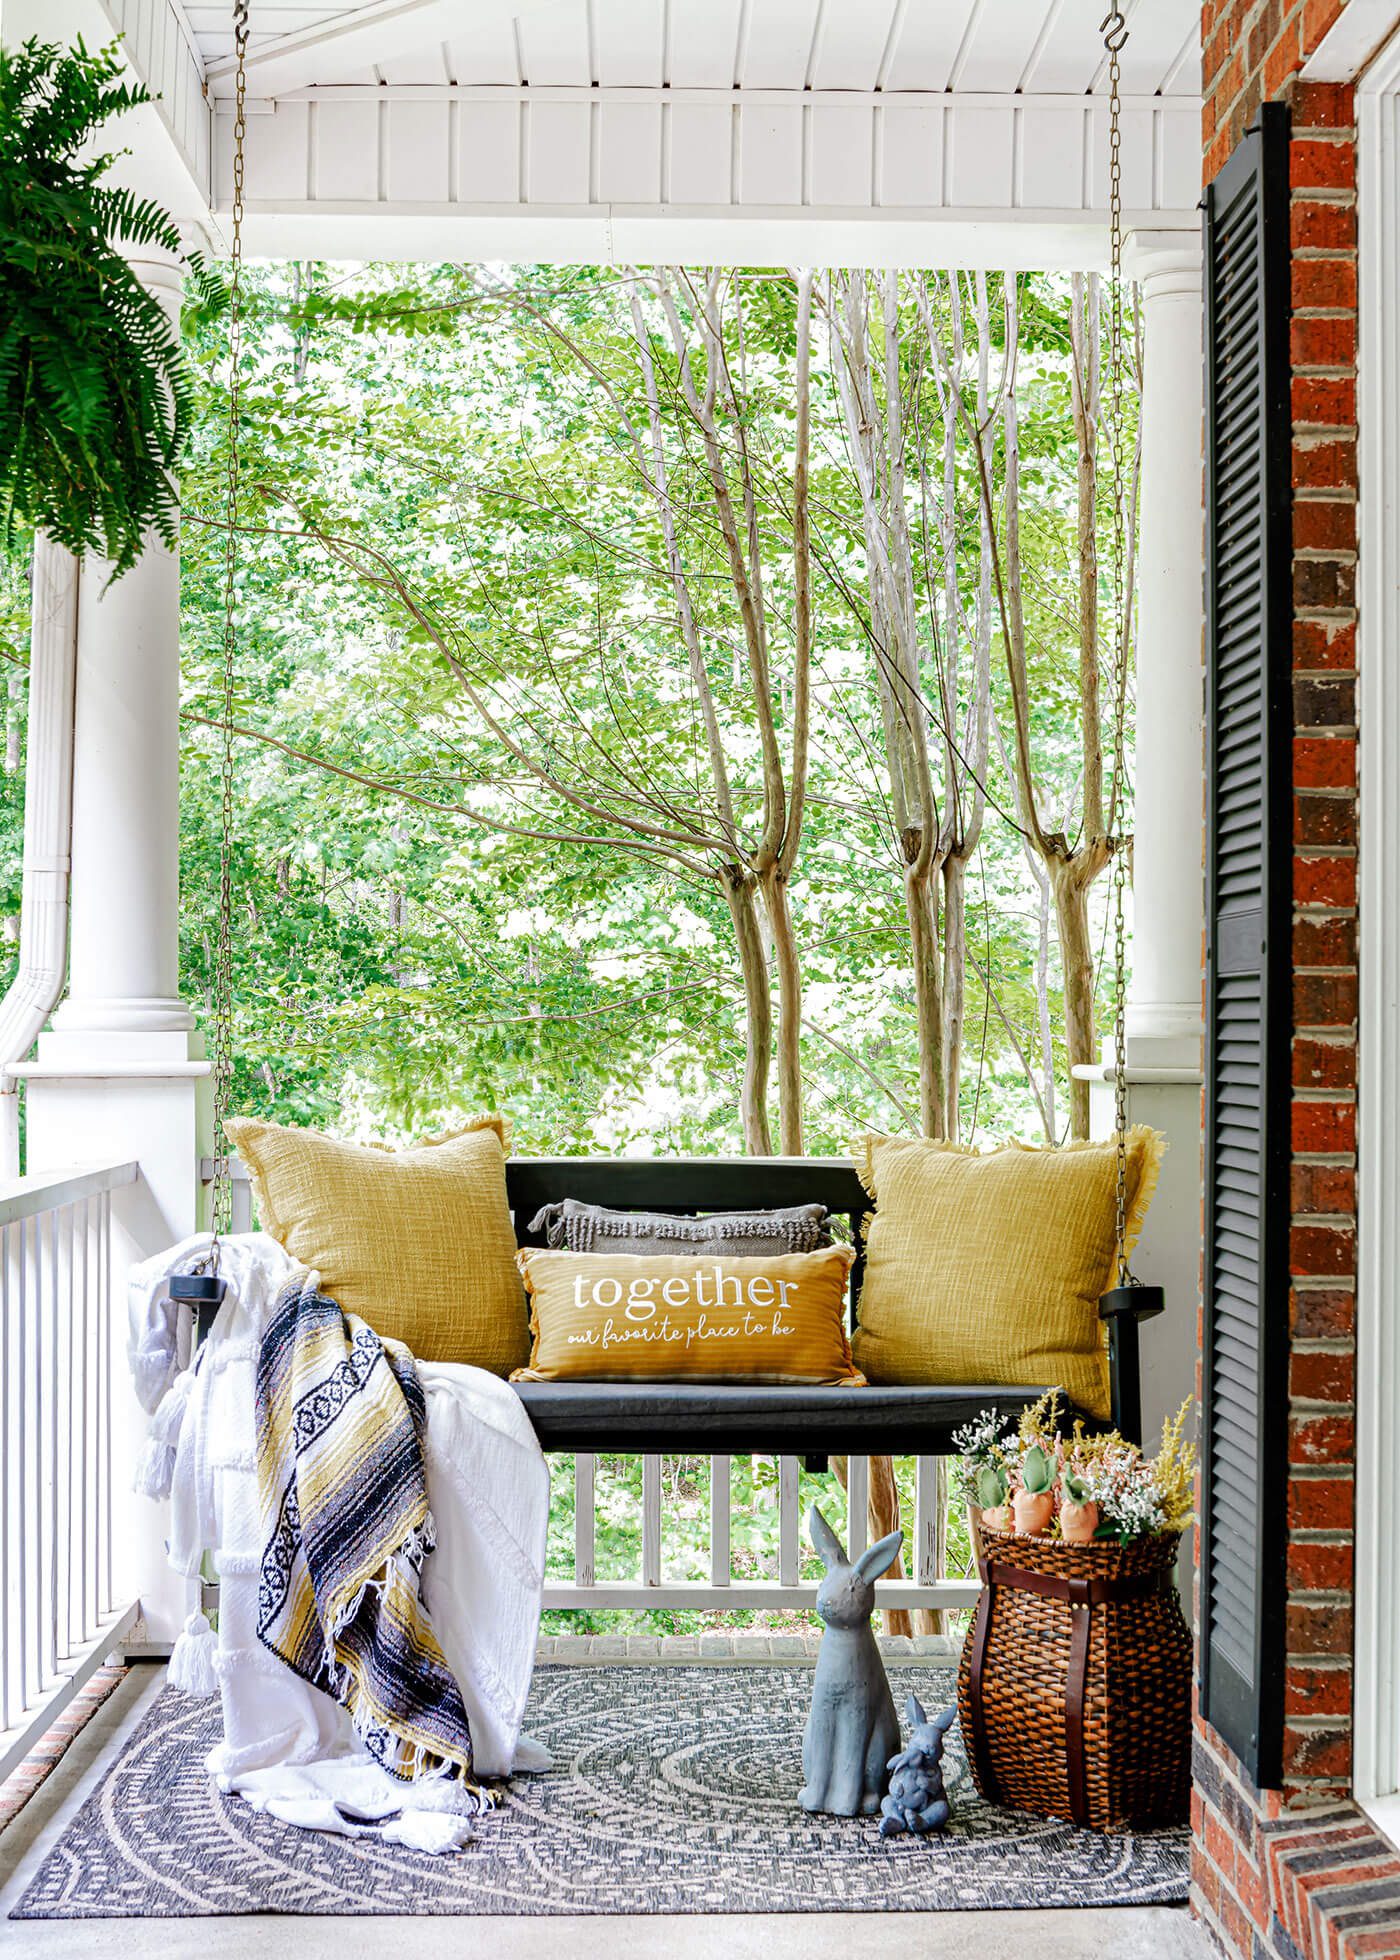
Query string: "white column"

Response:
xmin=1125 ymin=230 xmax=1206 ymax=1071
xmin=20 ymin=245 xmax=207 ymax=1645
xmin=52 ymin=250 xmax=192 ymax=1043
xmin=1083 ymin=228 xmax=1205 ymax=1470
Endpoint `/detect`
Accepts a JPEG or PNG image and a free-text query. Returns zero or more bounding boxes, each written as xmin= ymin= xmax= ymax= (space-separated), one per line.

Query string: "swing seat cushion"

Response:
xmin=224 ymin=1114 xmax=530 ymax=1373
xmin=848 ymin=1128 xmax=1165 ymax=1424
xmin=510 ymin=1244 xmax=864 ymax=1385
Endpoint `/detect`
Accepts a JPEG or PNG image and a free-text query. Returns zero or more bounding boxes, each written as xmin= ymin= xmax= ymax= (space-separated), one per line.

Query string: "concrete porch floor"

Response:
xmin=0 ymin=1655 xmax=1211 ymax=1960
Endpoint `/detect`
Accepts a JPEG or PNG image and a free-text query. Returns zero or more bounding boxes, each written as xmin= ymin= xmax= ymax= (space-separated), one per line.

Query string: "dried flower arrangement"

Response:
xmin=951 ymin=1393 xmax=1196 ymax=1546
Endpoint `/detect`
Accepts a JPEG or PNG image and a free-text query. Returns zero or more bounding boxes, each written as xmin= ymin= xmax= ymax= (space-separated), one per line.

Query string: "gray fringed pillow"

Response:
xmin=528 ymin=1198 xmax=833 ymax=1257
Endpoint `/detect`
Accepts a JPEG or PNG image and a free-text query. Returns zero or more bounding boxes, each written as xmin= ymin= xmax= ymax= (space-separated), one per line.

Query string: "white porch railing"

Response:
xmin=205 ymin=1158 xmax=976 ymax=1618
xmin=550 ymin=1448 xmax=977 ymax=1615
xmin=0 ymin=1161 xmax=142 ymax=1783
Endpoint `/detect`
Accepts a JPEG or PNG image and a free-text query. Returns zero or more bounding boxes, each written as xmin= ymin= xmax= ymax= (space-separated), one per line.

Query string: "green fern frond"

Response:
xmin=0 ymin=38 xmax=194 ymax=573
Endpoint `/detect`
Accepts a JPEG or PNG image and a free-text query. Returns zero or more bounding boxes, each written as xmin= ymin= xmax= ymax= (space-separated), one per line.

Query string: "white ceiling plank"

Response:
xmin=444 ymin=14 xmax=522 ymax=84
xmin=880 ymin=1 xmax=977 ymax=91
xmin=1018 ymin=0 xmax=1102 ymax=93
xmin=955 ymin=0 xmax=1064 ymax=95
xmin=739 ymin=0 xmax=822 ymax=89
xmin=205 ymin=0 xmax=558 ymax=93
xmin=666 ymin=0 xmax=744 ymax=87
xmin=594 ymin=0 xmax=667 ymax=86
xmin=1115 ymin=0 xmax=1205 ymax=94
xmin=1022 ymin=0 xmax=1199 ymax=96
xmin=808 ymin=0 xmax=900 ymax=91
xmin=514 ymin=0 xmax=593 ymax=87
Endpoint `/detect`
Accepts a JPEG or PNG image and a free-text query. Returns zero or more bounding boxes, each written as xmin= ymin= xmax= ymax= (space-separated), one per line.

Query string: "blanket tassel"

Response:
xmin=168 ymin=1611 xmax=219 ymax=1698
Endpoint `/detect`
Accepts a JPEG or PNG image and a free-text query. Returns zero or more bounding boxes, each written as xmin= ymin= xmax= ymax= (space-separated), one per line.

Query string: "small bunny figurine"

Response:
xmin=879 ymin=1694 xmax=958 ymax=1837
xmin=798 ymin=1504 xmax=904 ymax=1817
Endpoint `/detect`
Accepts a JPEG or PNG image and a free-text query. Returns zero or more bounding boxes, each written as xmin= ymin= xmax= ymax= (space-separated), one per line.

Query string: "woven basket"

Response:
xmin=955 ymin=1527 xmax=1191 ymax=1832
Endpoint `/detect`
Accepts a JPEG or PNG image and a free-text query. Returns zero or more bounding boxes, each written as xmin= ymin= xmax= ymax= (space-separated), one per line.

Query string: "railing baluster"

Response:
xmin=573 ymin=1453 xmax=596 ymax=1588
xmin=641 ymin=1456 xmax=662 ymax=1587
xmin=101 ymin=1190 xmax=112 ymax=1617
xmin=1 ymin=1223 xmax=12 ymax=1730
xmin=18 ymin=1215 xmax=32 ymax=1709
xmin=708 ymin=1455 xmax=731 ymax=1587
xmin=846 ymin=1453 xmax=869 ymax=1561
xmin=77 ymin=1197 xmax=89 ymax=1647
xmin=778 ymin=1456 xmax=800 ymax=1586
xmin=51 ymin=1205 xmax=68 ymax=1671
xmin=915 ymin=1454 xmax=939 ymax=1585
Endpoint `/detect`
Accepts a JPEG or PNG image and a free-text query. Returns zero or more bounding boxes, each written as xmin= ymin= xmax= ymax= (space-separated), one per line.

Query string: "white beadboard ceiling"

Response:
xmin=57 ymin=0 xmax=1202 ymax=262
xmin=184 ymin=0 xmax=1200 ymax=98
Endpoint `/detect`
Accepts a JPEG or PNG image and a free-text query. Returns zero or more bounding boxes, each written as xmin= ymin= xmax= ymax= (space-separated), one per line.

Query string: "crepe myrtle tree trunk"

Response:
xmin=723 ymin=867 xmax=776 ymax=1158
xmin=964 ymin=274 xmax=1138 ymax=1140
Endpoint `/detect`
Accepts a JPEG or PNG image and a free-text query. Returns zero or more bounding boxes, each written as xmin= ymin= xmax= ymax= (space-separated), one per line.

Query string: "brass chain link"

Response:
xmin=1102 ymin=4 xmax=1132 ymax=1284
xmin=209 ymin=0 xmax=251 ymax=1262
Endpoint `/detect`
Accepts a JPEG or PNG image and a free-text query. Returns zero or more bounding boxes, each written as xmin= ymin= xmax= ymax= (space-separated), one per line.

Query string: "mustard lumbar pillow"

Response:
xmin=848 ymin=1128 xmax=1165 ymax=1423
xmin=511 ymin=1246 xmax=865 ymax=1385
xmin=223 ymin=1114 xmax=528 ymax=1373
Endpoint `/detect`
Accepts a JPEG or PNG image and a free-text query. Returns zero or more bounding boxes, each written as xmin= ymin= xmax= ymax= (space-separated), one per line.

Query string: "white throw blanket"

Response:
xmin=130 ymin=1233 xmax=552 ymax=1854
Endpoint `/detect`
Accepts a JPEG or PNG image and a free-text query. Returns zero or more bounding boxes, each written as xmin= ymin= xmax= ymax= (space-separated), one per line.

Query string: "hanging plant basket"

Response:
xmin=956 ymin=1525 xmax=1191 ymax=1833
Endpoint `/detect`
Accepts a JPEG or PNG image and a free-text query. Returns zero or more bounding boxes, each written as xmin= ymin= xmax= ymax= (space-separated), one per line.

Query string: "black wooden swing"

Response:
xmin=179 ymin=0 xmax=1164 ymax=1459
xmin=505 ymin=1155 xmax=1159 ymax=1454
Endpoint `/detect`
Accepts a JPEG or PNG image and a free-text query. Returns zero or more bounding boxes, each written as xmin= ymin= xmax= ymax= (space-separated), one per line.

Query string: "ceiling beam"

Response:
xmin=213 ymin=85 xmax=1199 ymax=267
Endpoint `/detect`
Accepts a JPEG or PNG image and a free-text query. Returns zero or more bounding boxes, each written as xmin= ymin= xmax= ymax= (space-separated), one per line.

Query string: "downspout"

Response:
xmin=0 ymin=537 xmax=79 ymax=1176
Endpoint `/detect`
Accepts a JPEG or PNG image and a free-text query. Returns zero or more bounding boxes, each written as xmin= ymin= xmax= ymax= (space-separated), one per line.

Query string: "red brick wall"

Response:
xmin=1195 ymin=3 xmax=1371 ymax=1956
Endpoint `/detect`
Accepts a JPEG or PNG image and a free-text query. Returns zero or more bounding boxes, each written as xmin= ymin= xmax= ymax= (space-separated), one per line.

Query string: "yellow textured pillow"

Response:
xmin=511 ymin=1247 xmax=864 ymax=1385
xmin=848 ymin=1128 xmax=1165 ymax=1422
xmin=224 ymin=1114 xmax=528 ymax=1372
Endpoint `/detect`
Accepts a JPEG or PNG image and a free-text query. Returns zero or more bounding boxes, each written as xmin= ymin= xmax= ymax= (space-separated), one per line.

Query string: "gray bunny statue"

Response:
xmin=798 ymin=1504 xmax=904 ymax=1817
xmin=879 ymin=1694 xmax=958 ymax=1837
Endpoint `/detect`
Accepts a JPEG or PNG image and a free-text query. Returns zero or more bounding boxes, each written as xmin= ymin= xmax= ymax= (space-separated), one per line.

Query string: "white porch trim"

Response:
xmin=1353 ymin=18 xmax=1400 ymax=1826
xmin=213 ymin=87 xmax=1201 ymax=266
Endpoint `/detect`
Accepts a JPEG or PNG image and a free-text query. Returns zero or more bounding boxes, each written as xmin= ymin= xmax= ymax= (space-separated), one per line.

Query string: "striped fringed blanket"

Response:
xmin=254 ymin=1274 xmax=491 ymax=1802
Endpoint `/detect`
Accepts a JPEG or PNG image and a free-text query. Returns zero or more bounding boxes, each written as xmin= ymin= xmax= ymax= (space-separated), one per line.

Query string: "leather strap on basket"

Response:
xmin=965 ymin=1576 xmax=1003 ymax=1806
xmin=967 ymin=1560 xmax=1170 ymax=1828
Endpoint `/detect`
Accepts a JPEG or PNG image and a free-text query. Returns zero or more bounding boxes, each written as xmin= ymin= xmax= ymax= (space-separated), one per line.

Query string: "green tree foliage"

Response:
xmin=172 ymin=261 xmax=1130 ymax=1155
xmin=0 ymin=40 xmax=215 ymax=573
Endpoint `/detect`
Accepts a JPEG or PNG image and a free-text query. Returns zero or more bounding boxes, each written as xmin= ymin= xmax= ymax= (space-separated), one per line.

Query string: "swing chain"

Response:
xmin=210 ymin=0 xmax=251 ymax=1260
xmin=1102 ymin=4 xmax=1132 ymax=1285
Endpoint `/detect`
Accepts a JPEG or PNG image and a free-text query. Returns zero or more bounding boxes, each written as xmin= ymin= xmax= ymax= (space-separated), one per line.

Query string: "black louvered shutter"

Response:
xmin=1200 ymin=102 xmax=1293 ymax=1788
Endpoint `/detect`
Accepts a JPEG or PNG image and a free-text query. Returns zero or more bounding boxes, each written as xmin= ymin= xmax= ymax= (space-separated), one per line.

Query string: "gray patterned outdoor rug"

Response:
xmin=13 ymin=1664 xmax=1188 ymax=1916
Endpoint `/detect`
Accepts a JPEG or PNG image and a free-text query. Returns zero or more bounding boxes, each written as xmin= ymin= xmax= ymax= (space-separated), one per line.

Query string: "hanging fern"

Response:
xmin=0 ymin=39 xmax=212 ymax=575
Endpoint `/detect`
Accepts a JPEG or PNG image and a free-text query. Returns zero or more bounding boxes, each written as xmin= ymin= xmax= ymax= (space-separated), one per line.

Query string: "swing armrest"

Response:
xmin=1098 ymin=1286 xmax=1166 ymax=1322
xmin=1099 ymin=1288 xmax=1166 ymax=1448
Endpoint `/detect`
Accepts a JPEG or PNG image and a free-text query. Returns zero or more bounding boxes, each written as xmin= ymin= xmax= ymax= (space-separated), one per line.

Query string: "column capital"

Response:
xmin=1125 ymin=228 xmax=1203 ymax=301
xmin=123 ymin=242 xmax=185 ymax=318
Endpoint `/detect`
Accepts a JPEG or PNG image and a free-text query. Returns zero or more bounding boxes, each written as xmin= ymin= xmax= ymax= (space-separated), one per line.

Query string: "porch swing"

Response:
xmin=176 ymin=2 xmax=1164 ymax=1453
